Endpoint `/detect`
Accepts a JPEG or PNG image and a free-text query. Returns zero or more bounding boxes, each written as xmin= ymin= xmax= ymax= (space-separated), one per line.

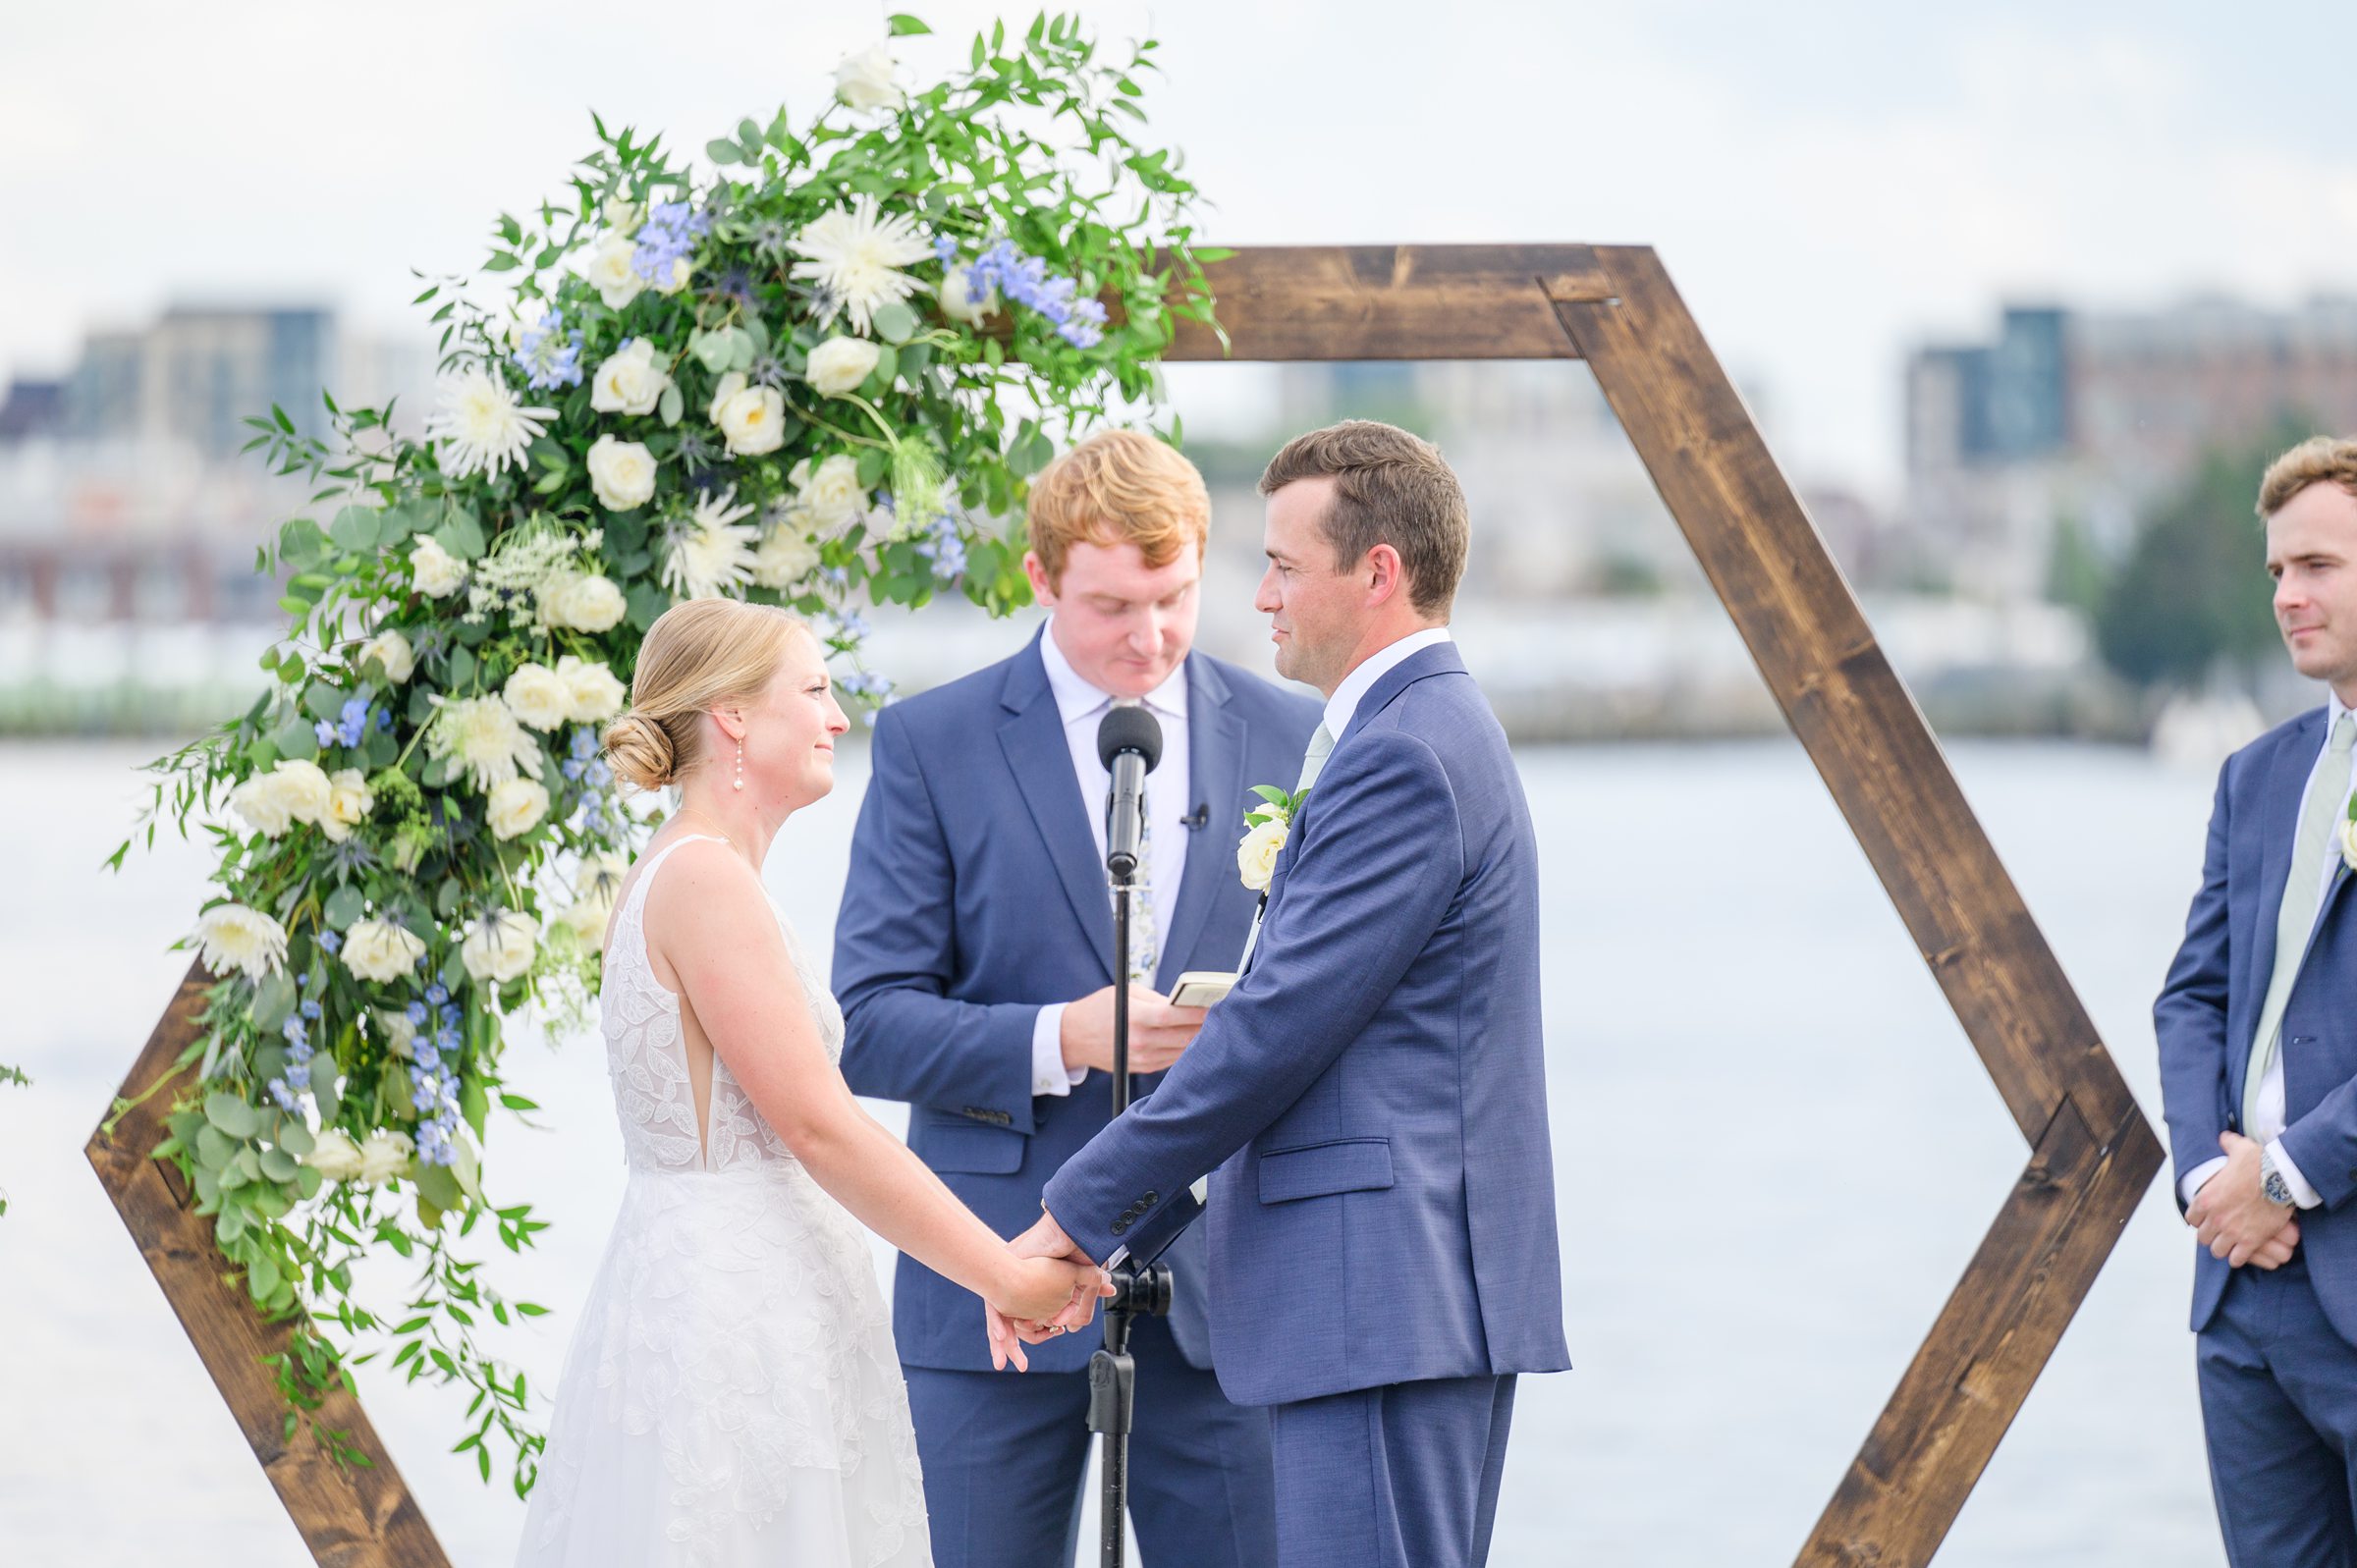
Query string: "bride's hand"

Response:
xmin=985 ymin=1256 xmax=1111 ymax=1370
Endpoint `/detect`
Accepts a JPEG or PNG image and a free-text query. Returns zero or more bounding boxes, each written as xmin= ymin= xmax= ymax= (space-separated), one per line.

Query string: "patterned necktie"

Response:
xmin=2244 ymin=712 xmax=2356 ymax=1130
xmin=1127 ymin=797 xmax=1158 ymax=987
xmin=1240 ymin=724 xmax=1337 ymax=970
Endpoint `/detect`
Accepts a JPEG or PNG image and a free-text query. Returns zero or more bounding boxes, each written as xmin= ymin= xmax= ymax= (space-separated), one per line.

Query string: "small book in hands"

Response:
xmin=1168 ymin=970 xmax=1235 ymax=1007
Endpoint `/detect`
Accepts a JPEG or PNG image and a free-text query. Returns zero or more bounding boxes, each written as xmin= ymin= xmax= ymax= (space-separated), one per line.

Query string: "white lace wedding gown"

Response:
xmin=518 ymin=835 xmax=931 ymax=1567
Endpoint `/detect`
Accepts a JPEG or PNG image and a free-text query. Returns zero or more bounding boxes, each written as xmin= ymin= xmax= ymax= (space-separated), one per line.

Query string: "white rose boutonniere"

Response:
xmin=1236 ymin=784 xmax=1308 ymax=892
xmin=2339 ymin=812 xmax=2357 ymax=873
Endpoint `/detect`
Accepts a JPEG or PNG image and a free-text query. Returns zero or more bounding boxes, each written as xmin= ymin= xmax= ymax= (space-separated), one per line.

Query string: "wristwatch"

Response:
xmin=2261 ymin=1149 xmax=2295 ymax=1209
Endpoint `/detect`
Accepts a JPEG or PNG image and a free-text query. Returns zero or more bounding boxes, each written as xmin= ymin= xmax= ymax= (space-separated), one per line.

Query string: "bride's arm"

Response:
xmin=649 ymin=841 xmax=1100 ymax=1333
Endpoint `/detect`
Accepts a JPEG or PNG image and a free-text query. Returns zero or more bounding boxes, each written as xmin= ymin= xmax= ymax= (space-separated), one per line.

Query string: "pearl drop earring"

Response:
xmin=734 ymin=736 xmax=744 ymax=790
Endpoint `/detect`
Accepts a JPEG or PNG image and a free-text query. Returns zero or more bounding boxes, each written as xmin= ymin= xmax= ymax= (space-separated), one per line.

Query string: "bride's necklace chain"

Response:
xmin=672 ymin=807 xmax=742 ymax=853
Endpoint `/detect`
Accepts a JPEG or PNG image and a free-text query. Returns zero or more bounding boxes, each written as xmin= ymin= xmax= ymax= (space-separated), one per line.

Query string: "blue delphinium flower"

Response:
xmin=511 ymin=305 xmax=585 ymax=392
xmin=915 ymin=514 xmax=968 ymax=579
xmin=314 ymin=718 xmax=340 ymax=747
xmin=425 ymin=983 xmax=449 ymax=1006
xmin=335 ymin=698 xmax=373 ymax=748
xmin=633 ymin=201 xmax=711 ymax=284
xmin=406 ymin=1000 xmax=429 ymax=1028
xmin=271 ymin=1013 xmax=316 ymax=1111
xmin=931 ymin=234 xmax=959 ymax=265
xmin=318 ymin=930 xmax=342 ymax=955
xmin=965 ymin=239 xmax=1105 ymax=349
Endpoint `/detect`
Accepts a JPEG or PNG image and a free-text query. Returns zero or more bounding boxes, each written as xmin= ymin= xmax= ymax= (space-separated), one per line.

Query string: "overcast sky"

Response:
xmin=7 ymin=0 xmax=2352 ymax=499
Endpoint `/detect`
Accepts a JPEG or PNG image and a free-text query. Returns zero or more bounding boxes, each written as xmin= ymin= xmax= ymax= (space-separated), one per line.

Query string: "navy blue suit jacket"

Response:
xmin=834 ymin=632 xmax=1322 ymax=1374
xmin=2160 ymin=706 xmax=2357 ymax=1343
xmin=1042 ymin=642 xmax=1572 ymax=1408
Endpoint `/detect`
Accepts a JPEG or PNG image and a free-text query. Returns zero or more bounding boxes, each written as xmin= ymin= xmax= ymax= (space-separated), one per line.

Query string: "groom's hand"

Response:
xmin=1060 ymin=985 xmax=1207 ymax=1076
xmin=2189 ymin=1131 xmax=2297 ymax=1268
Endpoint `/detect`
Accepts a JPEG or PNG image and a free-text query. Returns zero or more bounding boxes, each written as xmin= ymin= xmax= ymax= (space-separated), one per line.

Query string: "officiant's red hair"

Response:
xmin=1026 ymin=428 xmax=1210 ymax=589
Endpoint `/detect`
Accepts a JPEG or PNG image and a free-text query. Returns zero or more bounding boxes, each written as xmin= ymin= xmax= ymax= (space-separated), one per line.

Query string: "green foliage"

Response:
xmin=2096 ymin=418 xmax=2310 ymax=689
xmin=104 ymin=13 xmax=1215 ymax=1491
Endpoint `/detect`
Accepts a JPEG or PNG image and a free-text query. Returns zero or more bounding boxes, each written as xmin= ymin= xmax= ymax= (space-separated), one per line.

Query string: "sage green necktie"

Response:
xmin=1295 ymin=723 xmax=1336 ymax=791
xmin=2244 ymin=713 xmax=2356 ymax=1130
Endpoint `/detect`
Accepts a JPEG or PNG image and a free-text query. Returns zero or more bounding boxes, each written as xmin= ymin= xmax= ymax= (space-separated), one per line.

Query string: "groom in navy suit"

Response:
xmin=834 ymin=430 xmax=1318 ymax=1567
xmin=1007 ymin=420 xmax=1570 ymax=1568
xmin=2159 ymin=436 xmax=2357 ymax=1566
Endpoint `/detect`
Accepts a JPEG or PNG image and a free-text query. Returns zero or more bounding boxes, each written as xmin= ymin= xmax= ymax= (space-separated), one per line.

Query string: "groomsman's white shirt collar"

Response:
xmin=2180 ymin=687 xmax=2357 ymax=1214
xmin=1321 ymin=626 xmax=1453 ymax=743
xmin=1028 ymin=622 xmax=1192 ymax=1096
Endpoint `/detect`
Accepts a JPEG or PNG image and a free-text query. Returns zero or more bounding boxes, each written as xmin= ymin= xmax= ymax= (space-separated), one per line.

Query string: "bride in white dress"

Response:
xmin=519 ymin=600 xmax=1106 ymax=1568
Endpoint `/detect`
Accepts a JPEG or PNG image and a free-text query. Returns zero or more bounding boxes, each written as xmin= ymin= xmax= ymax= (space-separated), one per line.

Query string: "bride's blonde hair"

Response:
xmin=602 ymin=600 xmax=810 ymax=790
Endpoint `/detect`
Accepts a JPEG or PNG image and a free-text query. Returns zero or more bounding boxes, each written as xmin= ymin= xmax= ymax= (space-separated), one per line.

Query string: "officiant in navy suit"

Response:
xmin=1004 ymin=421 xmax=1570 ymax=1568
xmin=2159 ymin=436 xmax=2357 ymax=1567
xmin=834 ymin=430 xmax=1318 ymax=1568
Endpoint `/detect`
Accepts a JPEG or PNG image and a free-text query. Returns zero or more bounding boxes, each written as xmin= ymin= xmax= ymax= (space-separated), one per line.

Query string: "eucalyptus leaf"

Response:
xmin=658 ymin=382 xmax=684 ymax=427
xmin=303 ymin=682 xmax=345 ymax=724
xmin=310 ymin=1054 xmax=342 ymax=1122
xmin=276 ymin=1118 xmax=315 ymax=1157
xmin=259 ymin=1146 xmax=300 ymax=1183
xmin=247 ymin=1251 xmax=282 ymax=1301
xmin=415 ymin=1159 xmax=464 ymax=1214
xmin=324 ymin=884 xmax=366 ymax=930
xmin=437 ymin=505 xmax=487 ymax=560
xmin=195 ymin=1123 xmax=237 ymax=1170
xmin=252 ymin=972 xmax=297 ymax=1033
xmin=329 ymin=506 xmax=381 ymax=554
xmin=872 ymin=301 xmax=920 ymax=344
xmin=271 ymin=719 xmax=318 ymax=762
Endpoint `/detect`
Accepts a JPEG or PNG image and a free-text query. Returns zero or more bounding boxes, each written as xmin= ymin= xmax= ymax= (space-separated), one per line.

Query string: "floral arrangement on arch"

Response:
xmin=109 ymin=11 xmax=1221 ymax=1489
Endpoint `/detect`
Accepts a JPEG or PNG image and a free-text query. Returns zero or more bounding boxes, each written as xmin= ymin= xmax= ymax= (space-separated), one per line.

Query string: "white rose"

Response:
xmin=359 ymin=627 xmax=413 ymax=684
xmin=192 ymin=902 xmax=289 ymax=981
xmin=603 ymin=197 xmax=644 ymax=235
xmin=798 ymin=453 xmax=867 ymax=531
xmin=753 ymin=525 xmax=821 ymax=590
xmin=462 ymin=910 xmax=539 ymax=985
xmin=547 ymin=571 xmax=626 ymax=632
xmin=587 ymin=337 xmax=672 ymax=416
xmin=586 ymin=434 xmax=658 ymax=512
xmin=409 ymin=534 xmax=468 ymax=598
xmin=487 ymin=777 xmax=551 ymax=840
xmin=228 ymin=772 xmax=296 ymax=838
xmin=319 ymin=768 xmax=374 ymax=843
xmin=303 ymin=1129 xmax=366 ymax=1181
xmin=834 ymin=41 xmax=903 ymax=111
xmin=804 ymin=336 xmax=882 ymax=399
xmin=939 ymin=267 xmax=998 ymax=327
xmin=2340 ymin=817 xmax=2357 ymax=872
xmin=356 ymin=1129 xmax=415 ymax=1187
xmin=558 ymin=894 xmax=611 ymax=946
xmin=1236 ymin=818 xmax=1289 ymax=892
xmin=503 ymin=663 xmax=573 ymax=731
xmin=656 ymin=255 xmax=693 ymax=296
xmin=556 ymin=655 xmax=626 ymax=723
xmin=272 ymin=759 xmax=334 ymax=827
xmin=342 ymin=918 xmax=427 ymax=984
xmin=707 ymin=372 xmax=787 ymax=457
xmin=585 ymin=233 xmax=645 ymax=311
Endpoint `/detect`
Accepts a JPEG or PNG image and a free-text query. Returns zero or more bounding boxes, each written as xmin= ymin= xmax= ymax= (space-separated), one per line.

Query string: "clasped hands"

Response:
xmin=985 ymin=1209 xmax=1108 ymax=1372
xmin=2188 ymin=1131 xmax=2301 ymax=1270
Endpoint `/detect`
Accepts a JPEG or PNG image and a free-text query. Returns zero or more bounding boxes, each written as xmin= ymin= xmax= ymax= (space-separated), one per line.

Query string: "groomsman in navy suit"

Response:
xmin=834 ymin=430 xmax=1318 ymax=1568
xmin=2160 ymin=436 xmax=2357 ymax=1565
xmin=1004 ymin=420 xmax=1570 ymax=1568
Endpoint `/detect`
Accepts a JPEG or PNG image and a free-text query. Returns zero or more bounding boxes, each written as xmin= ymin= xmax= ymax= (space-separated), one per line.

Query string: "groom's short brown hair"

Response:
xmin=1258 ymin=420 xmax=1468 ymax=617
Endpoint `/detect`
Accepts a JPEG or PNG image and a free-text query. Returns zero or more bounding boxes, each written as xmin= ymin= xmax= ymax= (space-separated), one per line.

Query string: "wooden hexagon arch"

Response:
xmin=87 ymin=243 xmax=2165 ymax=1568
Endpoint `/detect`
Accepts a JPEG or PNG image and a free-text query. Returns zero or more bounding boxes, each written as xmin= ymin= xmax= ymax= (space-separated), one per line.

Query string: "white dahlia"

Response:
xmin=192 ymin=902 xmax=290 ymax=981
xmin=788 ymin=197 xmax=934 ymax=336
xmin=663 ymin=486 xmax=758 ymax=601
xmin=423 ymin=366 xmax=555 ymax=480
xmin=427 ymin=694 xmax=545 ymax=793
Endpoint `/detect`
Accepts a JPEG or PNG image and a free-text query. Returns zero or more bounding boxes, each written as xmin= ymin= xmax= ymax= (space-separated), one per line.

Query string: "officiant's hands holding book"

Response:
xmin=1059 ymin=984 xmax=1208 ymax=1076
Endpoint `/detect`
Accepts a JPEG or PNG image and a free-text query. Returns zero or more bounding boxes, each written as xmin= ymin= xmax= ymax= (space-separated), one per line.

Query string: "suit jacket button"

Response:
xmin=1142 ymin=1191 xmax=1158 ymax=1207
xmin=1112 ymin=1217 xmax=1130 ymax=1236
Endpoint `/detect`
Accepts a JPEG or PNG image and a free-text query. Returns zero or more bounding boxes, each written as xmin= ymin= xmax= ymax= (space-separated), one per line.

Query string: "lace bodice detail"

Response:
xmin=599 ymin=834 xmax=844 ymax=1174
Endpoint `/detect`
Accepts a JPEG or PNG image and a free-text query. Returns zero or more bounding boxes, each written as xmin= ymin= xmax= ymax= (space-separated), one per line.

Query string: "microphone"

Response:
xmin=1180 ymin=803 xmax=1209 ymax=831
xmin=1097 ymin=704 xmax=1163 ymax=882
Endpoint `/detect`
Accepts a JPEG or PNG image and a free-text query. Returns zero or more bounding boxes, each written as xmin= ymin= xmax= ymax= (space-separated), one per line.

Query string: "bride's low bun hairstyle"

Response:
xmin=602 ymin=599 xmax=808 ymax=791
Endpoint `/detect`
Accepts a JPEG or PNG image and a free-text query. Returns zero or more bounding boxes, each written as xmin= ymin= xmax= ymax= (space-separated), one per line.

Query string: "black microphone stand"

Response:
xmin=1089 ymin=820 xmax=1172 ymax=1568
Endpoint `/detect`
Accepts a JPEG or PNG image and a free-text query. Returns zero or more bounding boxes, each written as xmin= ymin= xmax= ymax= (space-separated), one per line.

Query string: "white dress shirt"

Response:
xmin=2181 ymin=690 xmax=2356 ymax=1213
xmin=1321 ymin=626 xmax=1454 ymax=744
xmin=1028 ymin=623 xmax=1192 ymax=1097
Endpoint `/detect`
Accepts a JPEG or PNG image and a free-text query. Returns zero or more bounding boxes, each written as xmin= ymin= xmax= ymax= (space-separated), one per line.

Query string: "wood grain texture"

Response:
xmin=1796 ymin=1097 xmax=2164 ymax=1567
xmin=1161 ymin=244 xmax=1609 ymax=361
xmin=87 ymin=962 xmax=450 ymax=1568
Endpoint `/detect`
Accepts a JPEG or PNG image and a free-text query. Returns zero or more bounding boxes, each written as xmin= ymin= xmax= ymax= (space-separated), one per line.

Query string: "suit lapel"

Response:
xmin=2244 ymin=710 xmax=2325 ymax=1015
xmin=1157 ymin=654 xmax=1241 ymax=989
xmin=996 ymin=637 xmax=1114 ymax=984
